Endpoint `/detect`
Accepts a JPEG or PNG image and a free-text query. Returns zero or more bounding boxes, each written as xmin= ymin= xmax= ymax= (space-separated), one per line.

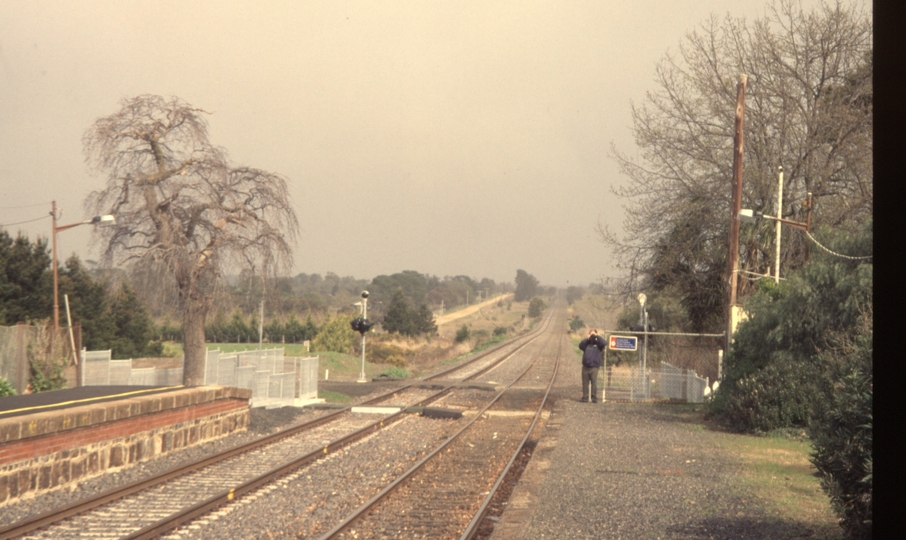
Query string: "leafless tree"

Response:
xmin=602 ymin=0 xmax=871 ymax=331
xmin=83 ymin=95 xmax=299 ymax=385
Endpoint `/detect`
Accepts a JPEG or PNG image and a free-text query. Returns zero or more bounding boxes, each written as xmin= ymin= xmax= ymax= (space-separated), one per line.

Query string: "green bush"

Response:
xmin=0 ymin=378 xmax=16 ymax=397
xmin=379 ymin=366 xmax=409 ymax=379
xmin=528 ymin=297 xmax=546 ymax=318
xmin=454 ymin=324 xmax=471 ymax=343
xmin=568 ymin=316 xmax=585 ymax=332
xmin=311 ymin=314 xmax=355 ymax=353
xmin=808 ymin=312 xmax=872 ymax=540
xmin=493 ymin=326 xmax=509 ymax=336
xmin=708 ymin=222 xmax=872 ymax=433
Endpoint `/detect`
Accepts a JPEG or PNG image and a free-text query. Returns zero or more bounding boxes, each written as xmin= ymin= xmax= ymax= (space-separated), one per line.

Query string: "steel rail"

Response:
xmin=0 ymin=316 xmax=552 ymax=540
xmin=317 ymin=314 xmax=558 ymax=540
xmin=130 ymin=322 xmax=553 ymax=539
xmin=460 ymin=326 xmax=564 ymax=539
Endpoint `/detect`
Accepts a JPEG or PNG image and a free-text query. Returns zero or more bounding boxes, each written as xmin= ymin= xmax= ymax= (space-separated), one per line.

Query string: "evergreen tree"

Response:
xmin=107 ymin=284 xmax=163 ymax=359
xmin=59 ymin=256 xmax=114 ymax=351
xmin=0 ymin=231 xmax=52 ymax=325
xmin=413 ymin=303 xmax=437 ymax=336
xmin=382 ymin=289 xmax=415 ymax=335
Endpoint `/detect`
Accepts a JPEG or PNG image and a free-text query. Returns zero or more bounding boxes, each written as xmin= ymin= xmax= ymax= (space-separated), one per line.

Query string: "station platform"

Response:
xmin=0 ymin=385 xmax=251 ymax=506
xmin=487 ymin=359 xmax=808 ymax=539
xmin=0 ymin=385 xmax=180 ymax=419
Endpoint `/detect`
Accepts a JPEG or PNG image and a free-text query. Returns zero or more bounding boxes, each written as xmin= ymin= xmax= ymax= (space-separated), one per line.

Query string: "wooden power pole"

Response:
xmin=725 ymin=74 xmax=747 ymax=352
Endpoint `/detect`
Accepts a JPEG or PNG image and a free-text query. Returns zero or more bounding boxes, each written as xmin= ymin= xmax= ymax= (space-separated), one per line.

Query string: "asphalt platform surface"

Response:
xmin=0 ymin=386 xmax=182 ymax=419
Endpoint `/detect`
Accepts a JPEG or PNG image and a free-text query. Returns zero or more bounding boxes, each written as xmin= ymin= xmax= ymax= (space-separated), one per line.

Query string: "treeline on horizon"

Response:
xmin=2 ymin=230 xmax=577 ymax=349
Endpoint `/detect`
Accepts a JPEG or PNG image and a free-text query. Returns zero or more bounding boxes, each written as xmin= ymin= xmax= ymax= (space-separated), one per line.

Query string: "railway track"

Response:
xmin=1 ymin=312 xmax=560 ymax=540
xmin=320 ymin=322 xmax=563 ymax=540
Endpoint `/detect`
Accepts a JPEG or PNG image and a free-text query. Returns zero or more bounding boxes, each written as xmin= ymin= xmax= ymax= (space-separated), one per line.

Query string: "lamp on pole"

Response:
xmin=51 ymin=201 xmax=116 ymax=331
xmin=739 ymin=192 xmax=813 ymax=279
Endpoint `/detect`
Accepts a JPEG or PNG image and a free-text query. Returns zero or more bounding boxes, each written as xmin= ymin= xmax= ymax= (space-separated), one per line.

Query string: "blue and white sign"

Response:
xmin=609 ymin=335 xmax=638 ymax=351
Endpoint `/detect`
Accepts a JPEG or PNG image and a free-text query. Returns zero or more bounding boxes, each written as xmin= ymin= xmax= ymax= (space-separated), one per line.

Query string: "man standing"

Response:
xmin=578 ymin=329 xmax=605 ymax=403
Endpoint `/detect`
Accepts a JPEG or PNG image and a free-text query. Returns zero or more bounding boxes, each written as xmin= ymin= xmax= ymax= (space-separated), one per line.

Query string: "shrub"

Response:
xmin=454 ymin=324 xmax=471 ymax=343
xmin=493 ymin=326 xmax=509 ymax=336
xmin=528 ymin=297 xmax=546 ymax=318
xmin=379 ymin=366 xmax=409 ymax=379
xmin=808 ymin=311 xmax=872 ymax=539
xmin=568 ymin=316 xmax=585 ymax=332
xmin=708 ymin=222 xmax=872 ymax=433
xmin=311 ymin=314 xmax=355 ymax=353
xmin=27 ymin=323 xmax=68 ymax=393
xmin=0 ymin=378 xmax=16 ymax=397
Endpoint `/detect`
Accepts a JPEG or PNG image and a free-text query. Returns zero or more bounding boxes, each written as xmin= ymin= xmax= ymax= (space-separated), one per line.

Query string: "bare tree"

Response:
xmin=602 ymin=0 xmax=871 ymax=331
xmin=83 ymin=95 xmax=299 ymax=385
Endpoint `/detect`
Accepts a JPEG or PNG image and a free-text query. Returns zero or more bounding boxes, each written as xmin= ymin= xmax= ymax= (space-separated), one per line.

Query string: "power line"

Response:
xmin=0 ymin=201 xmax=51 ymax=210
xmin=0 ymin=215 xmax=50 ymax=227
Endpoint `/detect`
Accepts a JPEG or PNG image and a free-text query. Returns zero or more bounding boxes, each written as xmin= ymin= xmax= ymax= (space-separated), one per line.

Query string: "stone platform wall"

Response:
xmin=0 ymin=386 xmax=250 ymax=506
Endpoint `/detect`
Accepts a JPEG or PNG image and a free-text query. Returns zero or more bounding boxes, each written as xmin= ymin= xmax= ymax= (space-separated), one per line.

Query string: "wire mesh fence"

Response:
xmin=1 ymin=324 xmax=79 ymax=393
xmin=76 ymin=347 xmax=319 ymax=409
xmin=601 ymin=333 xmax=719 ymax=403
xmin=203 ymin=348 xmax=319 ymax=408
xmin=602 ymin=363 xmax=709 ymax=403
xmin=81 ymin=349 xmax=184 ymax=386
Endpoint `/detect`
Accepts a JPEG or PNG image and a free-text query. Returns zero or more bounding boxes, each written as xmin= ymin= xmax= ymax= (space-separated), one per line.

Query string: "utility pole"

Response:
xmin=774 ymin=166 xmax=783 ymax=283
xmin=725 ymin=74 xmax=747 ymax=352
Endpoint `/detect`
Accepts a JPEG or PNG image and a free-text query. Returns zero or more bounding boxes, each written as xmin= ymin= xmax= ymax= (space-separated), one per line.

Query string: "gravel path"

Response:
xmin=490 ymin=344 xmax=841 ymax=540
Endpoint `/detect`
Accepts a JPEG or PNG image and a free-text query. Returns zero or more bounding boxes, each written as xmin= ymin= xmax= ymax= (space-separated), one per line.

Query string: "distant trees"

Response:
xmin=83 ymin=95 xmax=298 ymax=385
xmin=528 ymin=297 xmax=546 ymax=318
xmin=603 ymin=0 xmax=872 ymax=332
xmin=513 ymin=270 xmax=539 ymax=302
xmin=381 ymin=289 xmax=437 ymax=337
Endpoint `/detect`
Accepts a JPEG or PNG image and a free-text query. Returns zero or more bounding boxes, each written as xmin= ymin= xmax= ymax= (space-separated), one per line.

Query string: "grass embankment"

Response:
xmin=721 ymin=431 xmax=841 ymax=537
xmin=660 ymin=405 xmax=841 ymax=537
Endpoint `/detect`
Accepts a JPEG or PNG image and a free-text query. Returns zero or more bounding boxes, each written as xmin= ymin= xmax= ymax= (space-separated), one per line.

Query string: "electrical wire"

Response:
xmin=0 ymin=215 xmax=50 ymax=227
xmin=0 ymin=201 xmax=50 ymax=210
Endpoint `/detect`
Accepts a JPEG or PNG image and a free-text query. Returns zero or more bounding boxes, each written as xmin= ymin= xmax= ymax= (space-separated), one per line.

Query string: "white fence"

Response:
xmin=203 ymin=348 xmax=319 ymax=409
xmin=81 ymin=349 xmax=183 ymax=386
xmin=79 ymin=348 xmax=320 ymax=409
xmin=602 ymin=362 xmax=709 ymax=403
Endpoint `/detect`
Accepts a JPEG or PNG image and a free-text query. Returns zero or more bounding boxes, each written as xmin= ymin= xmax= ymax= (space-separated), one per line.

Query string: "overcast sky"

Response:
xmin=0 ymin=0 xmax=829 ymax=288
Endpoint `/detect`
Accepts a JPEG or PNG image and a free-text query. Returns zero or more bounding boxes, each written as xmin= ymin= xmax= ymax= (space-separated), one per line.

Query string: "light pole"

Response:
xmin=51 ymin=201 xmax=115 ymax=331
xmin=739 ymin=192 xmax=813 ymax=280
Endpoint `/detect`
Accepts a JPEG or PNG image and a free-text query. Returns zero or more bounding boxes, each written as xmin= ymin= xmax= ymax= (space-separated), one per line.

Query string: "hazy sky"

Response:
xmin=0 ymin=1 xmax=826 ymax=287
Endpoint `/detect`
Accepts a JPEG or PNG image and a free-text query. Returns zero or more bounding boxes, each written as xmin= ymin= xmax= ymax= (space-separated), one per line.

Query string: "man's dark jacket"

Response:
xmin=579 ymin=334 xmax=605 ymax=367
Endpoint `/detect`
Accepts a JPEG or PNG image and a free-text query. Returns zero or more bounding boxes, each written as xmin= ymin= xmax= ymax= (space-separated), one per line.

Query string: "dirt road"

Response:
xmin=435 ymin=294 xmax=513 ymax=326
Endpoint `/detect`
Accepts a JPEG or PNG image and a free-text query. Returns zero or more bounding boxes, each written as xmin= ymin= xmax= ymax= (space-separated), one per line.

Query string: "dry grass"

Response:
xmin=719 ymin=431 xmax=843 ymax=538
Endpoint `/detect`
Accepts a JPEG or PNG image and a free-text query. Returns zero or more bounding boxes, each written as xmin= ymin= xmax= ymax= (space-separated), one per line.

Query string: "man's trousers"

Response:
xmin=581 ymin=366 xmax=600 ymax=403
